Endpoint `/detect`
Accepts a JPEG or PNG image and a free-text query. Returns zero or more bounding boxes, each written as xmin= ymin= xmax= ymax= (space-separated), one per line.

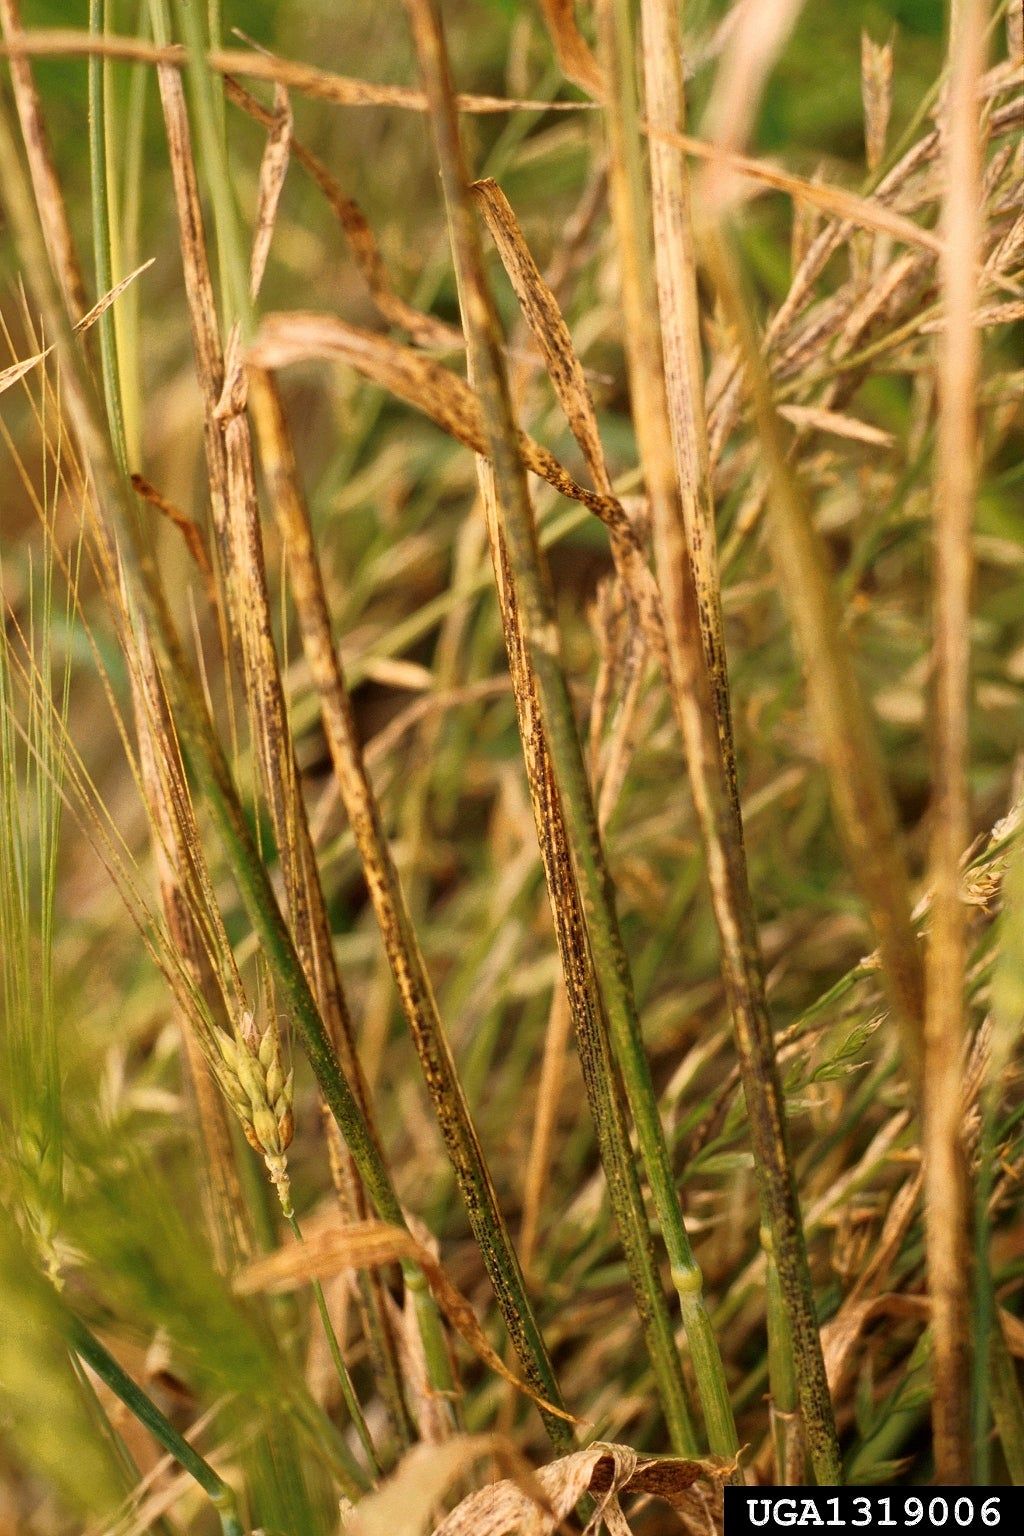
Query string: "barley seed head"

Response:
xmin=212 ymin=1010 xmax=294 ymax=1217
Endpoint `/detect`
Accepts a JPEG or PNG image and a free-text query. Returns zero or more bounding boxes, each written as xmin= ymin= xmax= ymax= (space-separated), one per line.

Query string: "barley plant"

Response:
xmin=0 ymin=0 xmax=1021 ymax=1530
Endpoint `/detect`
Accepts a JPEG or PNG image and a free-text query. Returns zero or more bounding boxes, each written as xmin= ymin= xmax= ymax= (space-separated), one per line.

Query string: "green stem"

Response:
xmin=155 ymin=0 xmax=252 ymax=338
xmin=285 ymin=1213 xmax=381 ymax=1479
xmin=69 ymin=1317 xmax=244 ymax=1536
xmin=765 ymin=1229 xmax=805 ymax=1483
xmin=88 ymin=0 xmax=128 ymax=470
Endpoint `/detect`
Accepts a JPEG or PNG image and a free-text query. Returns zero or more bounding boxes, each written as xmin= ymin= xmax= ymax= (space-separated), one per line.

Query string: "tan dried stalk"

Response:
xmin=148 ymin=45 xmax=414 ymax=1439
xmin=922 ymin=0 xmax=988 ymax=1484
xmin=475 ymin=455 xmax=697 ymax=1454
xmin=694 ymin=0 xmax=929 ymax=1092
xmin=519 ymin=987 xmax=573 ymax=1280
xmin=637 ymin=0 xmax=736 ymax=802
xmin=0 ymin=0 xmax=254 ymax=1276
xmin=595 ymin=0 xmax=838 ymax=1480
xmin=402 ymin=0 xmax=734 ymax=1459
xmin=244 ymin=366 xmax=572 ymax=1449
xmin=0 ymin=56 xmax=429 ymax=1449
xmin=0 ymin=28 xmax=582 ymax=114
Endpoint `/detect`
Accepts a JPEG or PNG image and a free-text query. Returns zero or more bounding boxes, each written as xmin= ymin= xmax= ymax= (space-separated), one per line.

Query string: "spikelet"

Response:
xmin=212 ymin=1011 xmax=295 ymax=1217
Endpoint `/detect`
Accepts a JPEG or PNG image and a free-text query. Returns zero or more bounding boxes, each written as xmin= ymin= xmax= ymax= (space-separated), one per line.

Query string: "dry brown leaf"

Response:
xmin=342 ymin=1435 xmax=549 ymax=1536
xmin=862 ymin=32 xmax=894 ymax=173
xmin=0 ymin=31 xmax=589 ymax=114
xmin=224 ymin=77 xmax=459 ymax=350
xmin=650 ymin=124 xmax=942 ymax=254
xmin=247 ymin=312 xmax=634 ymax=537
xmin=1000 ymin=1306 xmax=1024 ymax=1359
xmin=0 ymin=347 xmax=53 ymax=395
xmin=0 ymin=260 xmax=154 ymax=398
xmin=821 ymin=1293 xmax=930 ymax=1400
xmin=129 ymin=474 xmax=214 ymax=588
xmin=235 ymin=1220 xmax=577 ymax=1423
xmin=429 ymin=1441 xmax=730 ymax=1536
xmin=778 ymin=404 xmax=895 ymax=448
xmin=537 ymin=0 xmax=604 ymax=99
xmin=249 ymin=83 xmax=292 ymax=302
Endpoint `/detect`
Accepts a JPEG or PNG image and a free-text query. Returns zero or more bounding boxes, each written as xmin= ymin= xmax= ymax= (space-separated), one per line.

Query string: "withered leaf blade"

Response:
xmin=130 ymin=474 xmax=214 ymax=587
xmin=342 ymin=1435 xmax=547 ymax=1536
xmin=224 ymin=75 xmax=461 ymax=351
xmin=247 ymin=311 xmax=634 ymax=535
xmin=428 ymin=1440 xmax=732 ymax=1536
xmin=653 ymin=123 xmax=942 ymax=254
xmin=249 ymin=82 xmax=292 ymax=302
xmin=0 ymin=259 xmax=154 ymax=398
xmin=235 ymin=1220 xmax=577 ymax=1423
xmin=0 ymin=30 xmax=594 ymax=115
xmin=779 ymin=404 xmax=895 ymax=448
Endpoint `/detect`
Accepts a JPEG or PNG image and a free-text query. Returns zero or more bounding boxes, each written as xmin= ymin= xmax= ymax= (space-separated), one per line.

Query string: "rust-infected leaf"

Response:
xmin=471 ymin=176 xmax=612 ymax=494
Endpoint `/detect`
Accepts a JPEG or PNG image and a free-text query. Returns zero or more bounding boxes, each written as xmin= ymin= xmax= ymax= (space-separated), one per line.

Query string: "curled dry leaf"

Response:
xmin=246 ymin=312 xmax=635 ymax=538
xmin=249 ymin=82 xmax=292 ymax=303
xmin=536 ymin=0 xmax=604 ymax=99
xmin=235 ymin=1219 xmax=577 ymax=1424
xmin=821 ymin=1293 xmax=930 ymax=1401
xmin=341 ymin=1434 xmax=548 ymax=1536
xmin=429 ymin=1440 xmax=732 ymax=1536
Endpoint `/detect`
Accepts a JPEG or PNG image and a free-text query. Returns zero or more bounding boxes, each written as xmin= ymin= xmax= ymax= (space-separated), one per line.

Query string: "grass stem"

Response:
xmin=69 ymin=1317 xmax=244 ymax=1536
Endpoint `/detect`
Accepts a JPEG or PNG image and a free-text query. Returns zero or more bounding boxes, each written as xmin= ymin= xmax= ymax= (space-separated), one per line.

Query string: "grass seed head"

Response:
xmin=213 ymin=1011 xmax=294 ymax=1217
